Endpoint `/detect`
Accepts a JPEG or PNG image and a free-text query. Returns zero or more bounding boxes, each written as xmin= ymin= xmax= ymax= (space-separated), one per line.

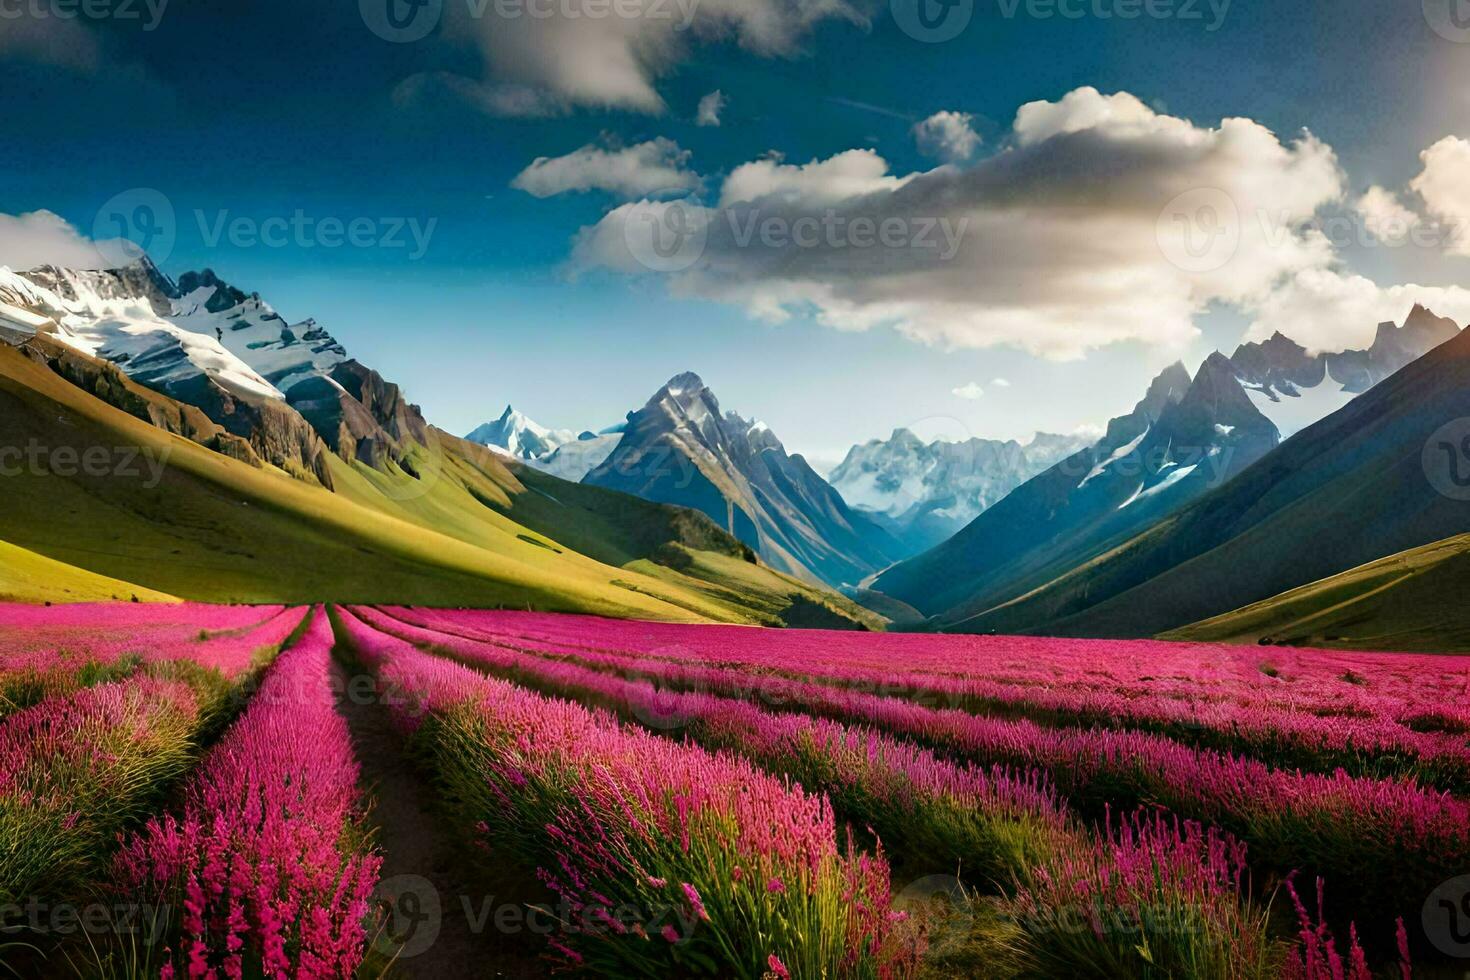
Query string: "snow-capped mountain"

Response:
xmin=465 ymin=406 xmax=576 ymax=461
xmin=584 ymin=372 xmax=904 ymax=587
xmin=870 ymin=306 xmax=1462 ymax=626
xmin=872 ymin=357 xmax=1281 ymax=621
xmin=829 ymin=428 xmax=1093 ymax=551
xmin=1 ymin=261 xmax=285 ymax=404
xmin=0 ymin=258 xmax=432 ymax=481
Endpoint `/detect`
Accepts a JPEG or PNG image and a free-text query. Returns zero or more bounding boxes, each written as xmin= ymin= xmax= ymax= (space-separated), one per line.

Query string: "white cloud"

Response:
xmin=573 ymin=87 xmax=1347 ymax=359
xmin=0 ymin=211 xmax=108 ymax=271
xmin=991 ymin=377 xmax=1011 ymax=387
xmin=719 ymin=149 xmax=910 ymax=207
xmin=912 ymin=111 xmax=980 ymax=162
xmin=1244 ymin=267 xmax=1470 ymax=351
xmin=512 ymin=138 xmax=702 ymax=199
xmin=697 ymin=90 xmax=727 ymax=127
xmin=438 ymin=0 xmax=867 ymax=115
xmin=1354 ymin=185 xmax=1421 ymax=243
xmin=1410 ymin=136 xmax=1470 ymax=257
xmin=952 ymin=382 xmax=985 ymax=399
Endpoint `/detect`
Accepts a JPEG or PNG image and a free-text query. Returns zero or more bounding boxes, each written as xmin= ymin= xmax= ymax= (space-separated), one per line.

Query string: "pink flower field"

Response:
xmin=3 ymin=602 xmax=1466 ymax=977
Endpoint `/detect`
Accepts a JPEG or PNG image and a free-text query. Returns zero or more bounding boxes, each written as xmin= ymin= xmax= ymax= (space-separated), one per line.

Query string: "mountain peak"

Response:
xmin=466 ymin=406 xmax=573 ymax=460
xmin=663 ymin=371 xmax=706 ymax=394
xmin=1197 ymin=350 xmax=1238 ymax=377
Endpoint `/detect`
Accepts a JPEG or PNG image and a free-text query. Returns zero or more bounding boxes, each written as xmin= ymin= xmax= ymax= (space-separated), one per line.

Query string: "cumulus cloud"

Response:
xmin=573 ymin=87 xmax=1348 ymax=358
xmin=1410 ymin=136 xmax=1470 ymax=257
xmin=1354 ymin=185 xmax=1421 ymax=243
xmin=1244 ymin=267 xmax=1470 ymax=351
xmin=0 ymin=211 xmax=108 ymax=271
xmin=912 ymin=111 xmax=980 ymax=162
xmin=437 ymin=0 xmax=867 ymax=115
xmin=697 ymin=90 xmax=727 ymax=127
xmin=512 ymin=138 xmax=702 ymax=199
xmin=991 ymin=377 xmax=1011 ymax=387
xmin=952 ymin=381 xmax=985 ymax=399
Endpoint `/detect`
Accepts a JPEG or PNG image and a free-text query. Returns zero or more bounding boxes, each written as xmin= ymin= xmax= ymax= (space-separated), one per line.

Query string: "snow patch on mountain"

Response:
xmin=0 ymin=264 xmax=285 ymax=403
xmin=532 ymin=429 xmax=624 ymax=481
xmin=1243 ymin=379 xmax=1355 ymax=439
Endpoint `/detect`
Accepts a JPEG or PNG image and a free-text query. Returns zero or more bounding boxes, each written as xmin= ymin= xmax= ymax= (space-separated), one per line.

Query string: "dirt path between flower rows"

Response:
xmin=330 ymin=658 xmax=552 ymax=979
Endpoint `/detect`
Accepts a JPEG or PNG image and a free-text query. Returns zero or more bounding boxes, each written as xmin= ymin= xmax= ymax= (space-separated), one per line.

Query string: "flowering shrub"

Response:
xmin=0 ymin=678 xmax=200 ymax=904
xmin=368 ymin=606 xmax=1468 ymax=949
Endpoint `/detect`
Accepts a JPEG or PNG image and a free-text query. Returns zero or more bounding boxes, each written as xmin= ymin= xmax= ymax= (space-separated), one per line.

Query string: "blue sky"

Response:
xmin=2 ymin=0 xmax=1469 ymax=466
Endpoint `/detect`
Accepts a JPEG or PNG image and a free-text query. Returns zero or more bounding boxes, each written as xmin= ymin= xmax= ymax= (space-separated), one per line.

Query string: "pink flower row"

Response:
xmin=336 ymin=606 xmax=910 ymax=977
xmin=377 ymin=608 xmax=1470 ymax=788
xmin=348 ymin=605 xmax=1064 ymax=884
xmin=0 ymin=605 xmax=298 ymax=679
xmin=359 ymin=607 xmax=1469 ymax=930
xmin=114 ymin=609 xmax=381 ymax=979
xmin=386 ymin=606 xmax=1470 ymax=729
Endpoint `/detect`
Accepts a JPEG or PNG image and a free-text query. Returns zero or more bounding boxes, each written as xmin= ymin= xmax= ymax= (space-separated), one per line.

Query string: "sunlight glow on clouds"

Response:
xmin=1411 ymin=137 xmax=1470 ymax=258
xmin=569 ymin=88 xmax=1373 ymax=359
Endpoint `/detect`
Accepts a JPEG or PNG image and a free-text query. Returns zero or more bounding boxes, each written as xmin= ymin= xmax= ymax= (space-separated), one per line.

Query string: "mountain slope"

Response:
xmin=0 ymin=338 xmax=871 ymax=627
xmin=584 ymin=373 xmax=904 ymax=587
xmin=961 ymin=320 xmax=1470 ymax=638
xmin=533 ymin=427 xmax=624 ymax=481
xmin=1160 ymin=534 xmax=1470 ymax=652
xmin=0 ymin=539 xmax=178 ymax=604
xmin=872 ymin=357 xmax=1282 ymax=620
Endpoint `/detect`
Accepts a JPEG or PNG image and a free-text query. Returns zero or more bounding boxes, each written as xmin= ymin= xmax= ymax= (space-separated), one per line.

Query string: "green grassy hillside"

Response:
xmin=0 ymin=344 xmax=873 ymax=626
xmin=1161 ymin=534 xmax=1470 ymax=652
xmin=0 ymin=539 xmax=178 ymax=604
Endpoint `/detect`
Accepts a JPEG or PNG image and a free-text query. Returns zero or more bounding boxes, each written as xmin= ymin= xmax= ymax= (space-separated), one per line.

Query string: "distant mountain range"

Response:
xmin=0 ymin=258 xmax=879 ymax=629
xmin=871 ymin=306 xmax=1465 ymax=639
xmin=968 ymin=320 xmax=1470 ymax=641
xmin=464 ymin=408 xmax=625 ymax=483
xmin=827 ymin=428 xmax=1094 ymax=553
